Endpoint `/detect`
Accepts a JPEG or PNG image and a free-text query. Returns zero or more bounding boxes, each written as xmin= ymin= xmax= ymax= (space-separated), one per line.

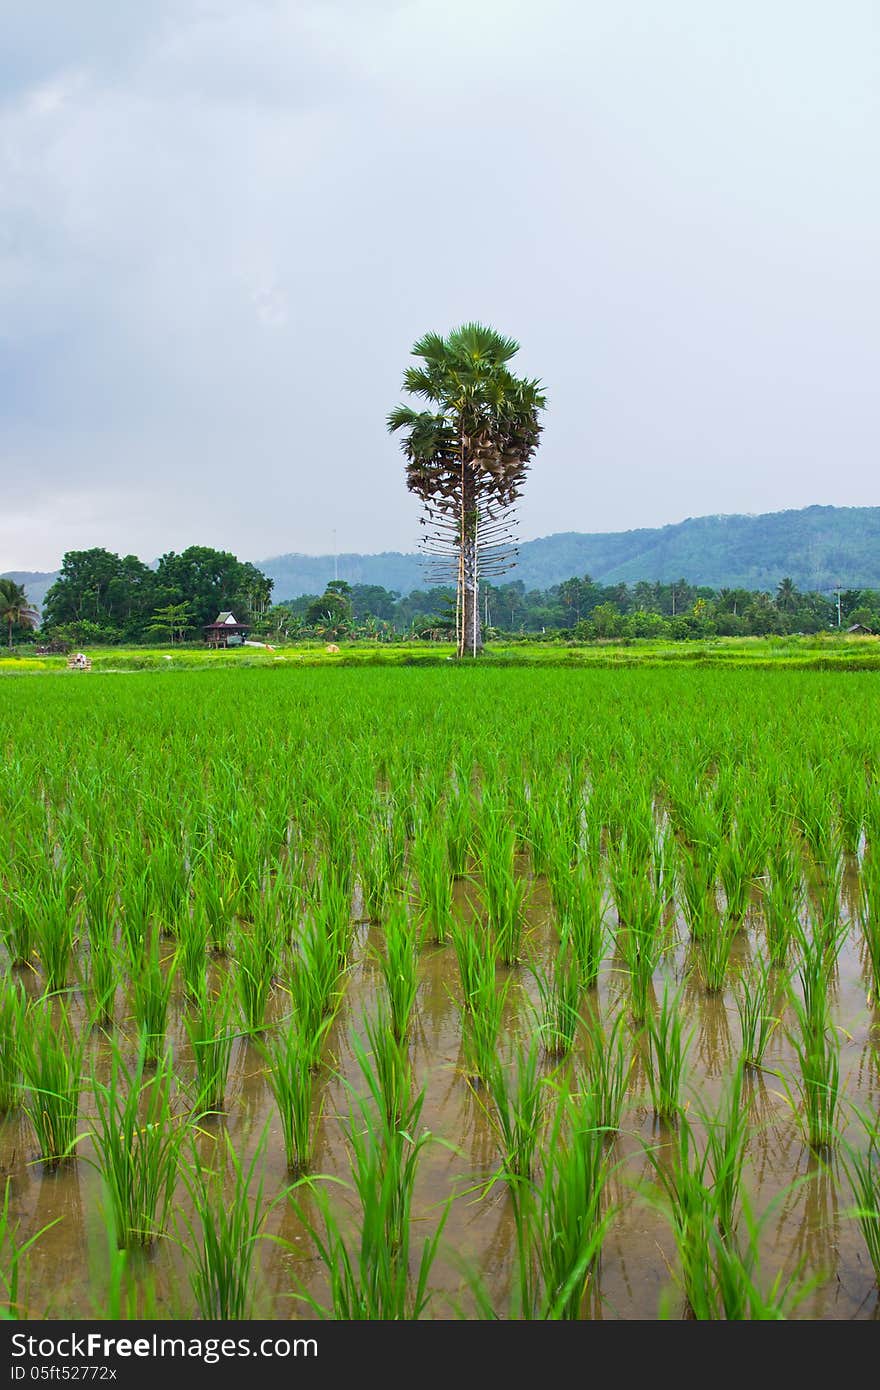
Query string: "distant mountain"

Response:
xmin=259 ymin=505 xmax=880 ymax=599
xmin=7 ymin=505 xmax=880 ymax=614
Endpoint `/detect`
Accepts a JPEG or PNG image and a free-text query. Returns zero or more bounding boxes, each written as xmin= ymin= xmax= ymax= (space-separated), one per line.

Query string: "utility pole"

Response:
xmin=836 ymin=582 xmax=841 ymax=628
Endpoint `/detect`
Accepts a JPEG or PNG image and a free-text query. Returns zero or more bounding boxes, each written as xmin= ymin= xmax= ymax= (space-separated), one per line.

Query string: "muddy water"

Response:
xmin=4 ymin=869 xmax=879 ymax=1322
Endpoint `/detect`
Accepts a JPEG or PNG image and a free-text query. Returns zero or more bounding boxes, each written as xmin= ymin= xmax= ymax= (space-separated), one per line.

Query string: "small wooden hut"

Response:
xmin=204 ymin=611 xmax=251 ymax=648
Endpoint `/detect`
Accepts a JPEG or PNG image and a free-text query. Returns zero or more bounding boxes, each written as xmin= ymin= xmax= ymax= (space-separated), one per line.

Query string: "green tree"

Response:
xmin=42 ymin=549 xmax=156 ymax=638
xmin=775 ymin=576 xmax=799 ymax=612
xmin=0 ymin=579 xmax=38 ymax=650
xmin=387 ymin=323 xmax=546 ymax=657
xmin=146 ymin=602 xmax=195 ymax=645
xmin=155 ymin=547 xmax=273 ymax=631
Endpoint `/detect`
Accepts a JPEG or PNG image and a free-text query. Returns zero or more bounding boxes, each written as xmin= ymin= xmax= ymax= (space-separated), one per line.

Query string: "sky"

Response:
xmin=2 ymin=0 xmax=879 ymax=573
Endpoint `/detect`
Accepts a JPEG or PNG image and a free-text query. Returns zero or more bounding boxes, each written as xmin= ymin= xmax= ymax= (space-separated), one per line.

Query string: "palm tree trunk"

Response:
xmin=458 ymin=464 xmax=483 ymax=658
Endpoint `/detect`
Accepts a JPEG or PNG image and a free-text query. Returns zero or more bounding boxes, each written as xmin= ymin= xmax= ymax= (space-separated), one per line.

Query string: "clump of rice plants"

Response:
xmin=552 ymin=857 xmax=608 ymax=989
xmin=0 ymin=973 xmax=25 ymax=1113
xmin=178 ymin=907 xmax=209 ymax=1006
xmin=372 ymin=903 xmax=420 ymax=1043
xmin=232 ymin=912 xmax=279 ymax=1036
xmin=780 ymin=928 xmax=843 ymax=1154
xmin=699 ymin=909 xmax=738 ymax=994
xmin=87 ymin=1041 xmax=184 ymax=1248
xmin=21 ymin=869 xmax=77 ymax=996
xmin=644 ymin=981 xmax=692 ymax=1123
xmin=857 ymin=849 xmax=880 ymax=1006
xmin=484 ymin=1038 xmax=547 ymax=1186
xmin=184 ymin=979 xmax=238 ymax=1117
xmin=734 ymin=953 xmax=779 ymax=1071
xmin=131 ymin=928 xmax=177 ymax=1064
xmin=20 ymin=997 xmax=84 ymax=1170
xmin=287 ymin=1047 xmax=449 ymax=1320
xmin=530 ymin=934 xmax=582 ymax=1059
xmin=479 ymin=813 xmax=529 ymax=967
xmin=455 ymin=937 xmax=509 ymax=1087
xmin=411 ymin=827 xmax=454 ymax=945
xmin=176 ymin=1128 xmax=278 ymax=1320
xmin=581 ymin=1004 xmax=633 ymax=1137
xmin=258 ymin=1012 xmax=325 ymax=1176
xmin=761 ymin=830 xmax=804 ymax=967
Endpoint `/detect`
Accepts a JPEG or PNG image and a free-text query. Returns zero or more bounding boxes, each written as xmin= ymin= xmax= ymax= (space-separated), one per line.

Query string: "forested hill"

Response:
xmin=257 ymin=505 xmax=880 ymax=598
xmin=7 ymin=505 xmax=880 ymax=610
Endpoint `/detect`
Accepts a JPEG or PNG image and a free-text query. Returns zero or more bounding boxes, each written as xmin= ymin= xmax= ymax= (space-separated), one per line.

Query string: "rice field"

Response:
xmin=0 ymin=664 xmax=878 ymax=1321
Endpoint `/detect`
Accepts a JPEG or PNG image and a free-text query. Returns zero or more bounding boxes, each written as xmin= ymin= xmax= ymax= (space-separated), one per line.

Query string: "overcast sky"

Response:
xmin=2 ymin=1 xmax=878 ymax=572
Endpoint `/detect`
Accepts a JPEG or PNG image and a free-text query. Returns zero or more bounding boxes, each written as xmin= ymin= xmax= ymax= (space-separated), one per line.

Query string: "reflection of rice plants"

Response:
xmin=20 ymin=998 xmax=83 ymax=1170
xmin=0 ymin=1177 xmax=58 ymax=1318
xmin=88 ymin=1042 xmax=183 ymax=1248
xmin=840 ymin=1105 xmax=880 ymax=1285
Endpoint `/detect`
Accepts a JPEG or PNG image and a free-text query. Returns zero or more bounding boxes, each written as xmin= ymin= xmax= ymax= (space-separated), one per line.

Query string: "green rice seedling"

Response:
xmin=671 ymin=845 xmax=712 ymax=940
xmin=781 ymin=936 xmax=842 ymax=1153
xmin=21 ymin=870 xmax=76 ymax=996
xmin=176 ymin=1127 xmax=278 ymax=1320
xmin=411 ymin=827 xmax=454 ymax=945
xmin=0 ymin=973 xmax=25 ymax=1112
xmin=147 ymin=836 xmax=190 ymax=939
xmin=87 ymin=1041 xmax=184 ymax=1248
xmin=697 ymin=1061 xmax=750 ymax=1239
xmin=523 ymin=1084 xmax=616 ymax=1319
xmin=457 ymin=948 xmax=510 ymax=1087
xmin=372 ymin=902 xmax=420 ymax=1042
xmin=232 ymin=911 xmax=280 ymax=1036
xmin=194 ymin=852 xmax=240 ymax=956
xmin=531 ymin=934 xmax=582 ymax=1059
xmin=20 ymin=997 xmax=83 ymax=1170
xmin=259 ymin=1014 xmax=325 ymax=1176
xmin=184 ymin=979 xmax=238 ymax=1116
xmin=479 ymin=816 xmax=528 ymax=966
xmin=554 ymin=859 xmax=608 ymax=989
xmin=445 ymin=777 xmax=473 ymax=877
xmin=581 ymin=1004 xmax=633 ymax=1137
xmin=484 ymin=1038 xmax=546 ymax=1185
xmin=642 ymin=1116 xmax=804 ymax=1319
xmin=178 ymin=905 xmax=209 ymax=1006
xmin=131 ymin=928 xmax=176 ymax=1064
xmin=450 ymin=917 xmax=488 ymax=1008
xmin=762 ymin=833 xmax=804 ymax=968
xmin=839 ymin=1104 xmax=880 ymax=1284
xmin=356 ymin=1004 xmax=413 ymax=1132
xmin=312 ymin=867 xmax=355 ymax=973
xmin=644 ymin=981 xmax=692 ymax=1122
xmin=734 ymin=952 xmax=779 ymax=1070
xmin=0 ymin=1176 xmax=60 ymax=1318
xmin=81 ymin=904 xmax=118 ymax=1029
xmin=288 ymin=1063 xmax=449 ymax=1319
xmin=357 ymin=811 xmax=400 ymax=923
xmin=699 ymin=909 xmax=738 ymax=994
xmin=718 ymin=834 xmax=753 ymax=925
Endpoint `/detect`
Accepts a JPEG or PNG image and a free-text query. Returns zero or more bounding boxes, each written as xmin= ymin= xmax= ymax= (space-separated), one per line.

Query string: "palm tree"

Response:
xmin=776 ymin=576 xmax=798 ymax=613
xmin=387 ymin=324 xmax=546 ymax=657
xmin=0 ymin=579 xmax=39 ymax=650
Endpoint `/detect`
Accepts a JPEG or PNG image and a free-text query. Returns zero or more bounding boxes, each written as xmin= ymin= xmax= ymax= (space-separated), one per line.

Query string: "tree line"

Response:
xmin=4 ymin=548 xmax=877 ymax=648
